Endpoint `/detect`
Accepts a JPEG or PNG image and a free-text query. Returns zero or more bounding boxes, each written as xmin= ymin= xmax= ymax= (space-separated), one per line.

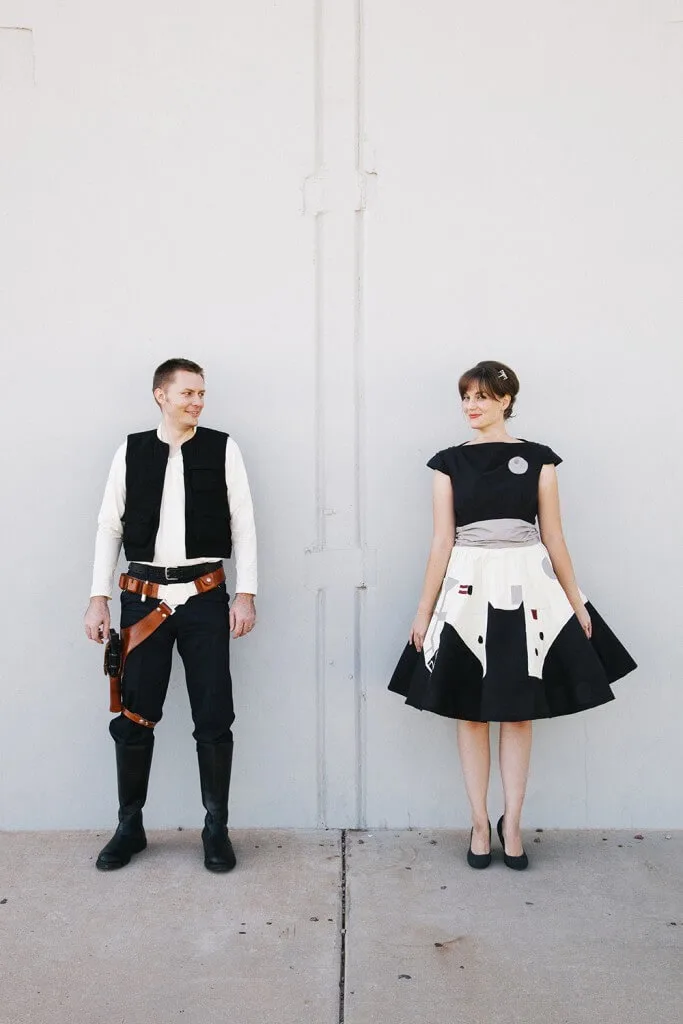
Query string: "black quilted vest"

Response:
xmin=122 ymin=427 xmax=232 ymax=561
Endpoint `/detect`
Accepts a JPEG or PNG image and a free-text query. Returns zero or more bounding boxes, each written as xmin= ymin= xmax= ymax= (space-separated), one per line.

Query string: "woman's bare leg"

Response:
xmin=499 ymin=721 xmax=533 ymax=856
xmin=457 ymin=720 xmax=491 ymax=854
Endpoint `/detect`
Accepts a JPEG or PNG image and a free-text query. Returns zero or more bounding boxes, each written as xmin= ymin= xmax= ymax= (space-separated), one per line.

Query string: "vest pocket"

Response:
xmin=190 ymin=512 xmax=232 ymax=554
xmin=123 ymin=517 xmax=155 ymax=548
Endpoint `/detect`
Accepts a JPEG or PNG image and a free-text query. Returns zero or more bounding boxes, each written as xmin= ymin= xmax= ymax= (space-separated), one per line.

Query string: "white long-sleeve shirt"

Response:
xmin=90 ymin=424 xmax=257 ymax=603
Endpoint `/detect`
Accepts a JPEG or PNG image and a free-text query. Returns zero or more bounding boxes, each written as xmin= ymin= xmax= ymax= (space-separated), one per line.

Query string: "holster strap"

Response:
xmin=119 ymin=577 xmax=161 ymax=600
xmin=122 ymin=707 xmax=156 ymax=729
xmin=121 ymin=601 xmax=175 ymax=660
xmin=115 ymin=567 xmax=226 ymax=730
xmin=119 ymin=566 xmax=225 ymax=600
xmin=116 ymin=605 xmax=174 ymax=730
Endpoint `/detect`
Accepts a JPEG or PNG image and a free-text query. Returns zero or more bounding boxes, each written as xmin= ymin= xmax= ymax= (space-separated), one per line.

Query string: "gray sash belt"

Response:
xmin=455 ymin=519 xmax=540 ymax=548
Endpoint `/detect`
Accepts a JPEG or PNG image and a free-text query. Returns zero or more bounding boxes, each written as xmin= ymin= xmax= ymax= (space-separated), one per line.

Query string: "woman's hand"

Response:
xmin=574 ymin=605 xmax=592 ymax=639
xmin=538 ymin=467 xmax=592 ymax=641
xmin=407 ymin=471 xmax=454 ymax=654
xmin=410 ymin=608 xmax=432 ymax=652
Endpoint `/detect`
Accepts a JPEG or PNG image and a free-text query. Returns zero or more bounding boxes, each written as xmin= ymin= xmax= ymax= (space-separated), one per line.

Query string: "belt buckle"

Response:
xmin=164 ymin=566 xmax=179 ymax=582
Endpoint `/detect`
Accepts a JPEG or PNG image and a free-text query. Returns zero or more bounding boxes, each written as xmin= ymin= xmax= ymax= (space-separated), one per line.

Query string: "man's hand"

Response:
xmin=84 ymin=596 xmax=111 ymax=643
xmin=230 ymin=593 xmax=256 ymax=639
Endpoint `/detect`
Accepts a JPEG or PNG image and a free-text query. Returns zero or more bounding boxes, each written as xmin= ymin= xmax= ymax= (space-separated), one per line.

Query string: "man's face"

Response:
xmin=154 ymin=370 xmax=205 ymax=428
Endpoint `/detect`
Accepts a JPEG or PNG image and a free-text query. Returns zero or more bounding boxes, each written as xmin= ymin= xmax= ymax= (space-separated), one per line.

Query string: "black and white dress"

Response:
xmin=389 ymin=441 xmax=636 ymax=722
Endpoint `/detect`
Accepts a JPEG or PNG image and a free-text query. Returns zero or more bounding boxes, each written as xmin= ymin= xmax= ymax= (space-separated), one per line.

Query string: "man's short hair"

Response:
xmin=152 ymin=358 xmax=205 ymax=394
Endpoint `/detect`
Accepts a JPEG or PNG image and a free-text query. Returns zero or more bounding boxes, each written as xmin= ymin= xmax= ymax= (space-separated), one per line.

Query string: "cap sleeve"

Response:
xmin=539 ymin=444 xmax=562 ymax=467
xmin=427 ymin=450 xmax=450 ymax=474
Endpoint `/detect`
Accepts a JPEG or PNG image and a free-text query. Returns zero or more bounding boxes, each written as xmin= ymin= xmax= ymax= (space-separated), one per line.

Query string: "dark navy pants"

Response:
xmin=110 ymin=583 xmax=235 ymax=747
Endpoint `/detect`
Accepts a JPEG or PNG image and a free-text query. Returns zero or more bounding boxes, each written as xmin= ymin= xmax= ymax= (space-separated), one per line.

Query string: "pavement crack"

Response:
xmin=338 ymin=829 xmax=348 ymax=1024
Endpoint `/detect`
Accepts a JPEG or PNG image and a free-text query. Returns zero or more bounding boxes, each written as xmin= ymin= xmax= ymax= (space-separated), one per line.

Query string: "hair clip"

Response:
xmin=498 ymin=369 xmax=508 ymax=380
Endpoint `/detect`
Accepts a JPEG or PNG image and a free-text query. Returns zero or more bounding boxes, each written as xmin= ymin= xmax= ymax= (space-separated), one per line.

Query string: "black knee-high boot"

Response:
xmin=96 ymin=740 xmax=154 ymax=871
xmin=197 ymin=741 xmax=237 ymax=872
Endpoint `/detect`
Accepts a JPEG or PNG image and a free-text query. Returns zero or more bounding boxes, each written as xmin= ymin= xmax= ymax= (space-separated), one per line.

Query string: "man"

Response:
xmin=84 ymin=358 xmax=257 ymax=873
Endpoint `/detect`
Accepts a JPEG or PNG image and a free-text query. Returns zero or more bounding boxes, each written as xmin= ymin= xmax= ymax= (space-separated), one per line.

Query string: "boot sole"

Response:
xmin=95 ymin=836 xmax=147 ymax=871
xmin=204 ymin=857 xmax=237 ymax=873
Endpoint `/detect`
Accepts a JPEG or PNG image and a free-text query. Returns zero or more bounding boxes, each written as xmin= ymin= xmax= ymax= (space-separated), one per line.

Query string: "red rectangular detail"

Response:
xmin=531 ymin=609 xmax=538 ymax=620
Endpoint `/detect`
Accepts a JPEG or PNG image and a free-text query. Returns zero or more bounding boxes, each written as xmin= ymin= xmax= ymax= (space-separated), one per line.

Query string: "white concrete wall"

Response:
xmin=0 ymin=0 xmax=321 ymax=829
xmin=361 ymin=0 xmax=683 ymax=829
xmin=1 ymin=1 xmax=680 ymax=830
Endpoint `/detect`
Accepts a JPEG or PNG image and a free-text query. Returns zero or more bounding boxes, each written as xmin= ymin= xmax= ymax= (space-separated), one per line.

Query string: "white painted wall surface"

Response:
xmin=362 ymin=0 xmax=683 ymax=829
xmin=0 ymin=1 xmax=680 ymax=829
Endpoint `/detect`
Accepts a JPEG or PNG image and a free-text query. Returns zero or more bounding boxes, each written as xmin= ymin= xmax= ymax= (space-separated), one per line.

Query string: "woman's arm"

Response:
xmin=537 ymin=464 xmax=592 ymax=638
xmin=410 ymin=471 xmax=456 ymax=651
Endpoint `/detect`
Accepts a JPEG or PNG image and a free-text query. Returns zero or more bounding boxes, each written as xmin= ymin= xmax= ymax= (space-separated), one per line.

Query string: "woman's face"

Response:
xmin=461 ymin=383 xmax=509 ymax=430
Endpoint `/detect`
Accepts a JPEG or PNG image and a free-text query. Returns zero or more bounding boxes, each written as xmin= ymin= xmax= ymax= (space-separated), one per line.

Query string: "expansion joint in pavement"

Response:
xmin=338 ymin=829 xmax=348 ymax=1024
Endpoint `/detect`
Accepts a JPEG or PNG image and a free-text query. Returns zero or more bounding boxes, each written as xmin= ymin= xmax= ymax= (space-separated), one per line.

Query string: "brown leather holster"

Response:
xmin=108 ymin=566 xmax=226 ymax=728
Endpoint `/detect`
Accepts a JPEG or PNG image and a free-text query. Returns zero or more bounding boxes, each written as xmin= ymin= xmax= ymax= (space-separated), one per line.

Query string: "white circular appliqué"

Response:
xmin=541 ymin=556 xmax=557 ymax=580
xmin=508 ymin=456 xmax=528 ymax=475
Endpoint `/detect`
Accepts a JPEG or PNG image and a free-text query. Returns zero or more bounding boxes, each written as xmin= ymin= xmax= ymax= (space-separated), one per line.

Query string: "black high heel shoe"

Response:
xmin=496 ymin=815 xmax=529 ymax=871
xmin=467 ymin=820 xmax=492 ymax=869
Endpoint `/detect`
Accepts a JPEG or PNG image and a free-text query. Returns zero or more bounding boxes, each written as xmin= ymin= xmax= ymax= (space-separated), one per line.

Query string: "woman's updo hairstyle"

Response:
xmin=458 ymin=360 xmax=520 ymax=420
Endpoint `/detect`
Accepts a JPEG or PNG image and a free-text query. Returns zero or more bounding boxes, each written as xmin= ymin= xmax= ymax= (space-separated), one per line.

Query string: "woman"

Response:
xmin=389 ymin=360 xmax=636 ymax=870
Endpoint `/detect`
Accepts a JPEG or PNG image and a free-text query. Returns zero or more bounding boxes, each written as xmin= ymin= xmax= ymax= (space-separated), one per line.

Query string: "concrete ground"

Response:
xmin=1 ymin=829 xmax=681 ymax=1024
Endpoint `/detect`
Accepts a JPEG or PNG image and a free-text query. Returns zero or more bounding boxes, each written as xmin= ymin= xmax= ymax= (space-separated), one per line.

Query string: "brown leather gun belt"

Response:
xmin=116 ymin=566 xmax=226 ymax=729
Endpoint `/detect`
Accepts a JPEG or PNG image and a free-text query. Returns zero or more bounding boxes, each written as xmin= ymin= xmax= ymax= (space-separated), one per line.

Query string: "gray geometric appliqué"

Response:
xmin=508 ymin=456 xmax=529 ymax=475
xmin=443 ymin=577 xmax=459 ymax=593
xmin=541 ymin=556 xmax=557 ymax=580
xmin=510 ymin=585 xmax=523 ymax=606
